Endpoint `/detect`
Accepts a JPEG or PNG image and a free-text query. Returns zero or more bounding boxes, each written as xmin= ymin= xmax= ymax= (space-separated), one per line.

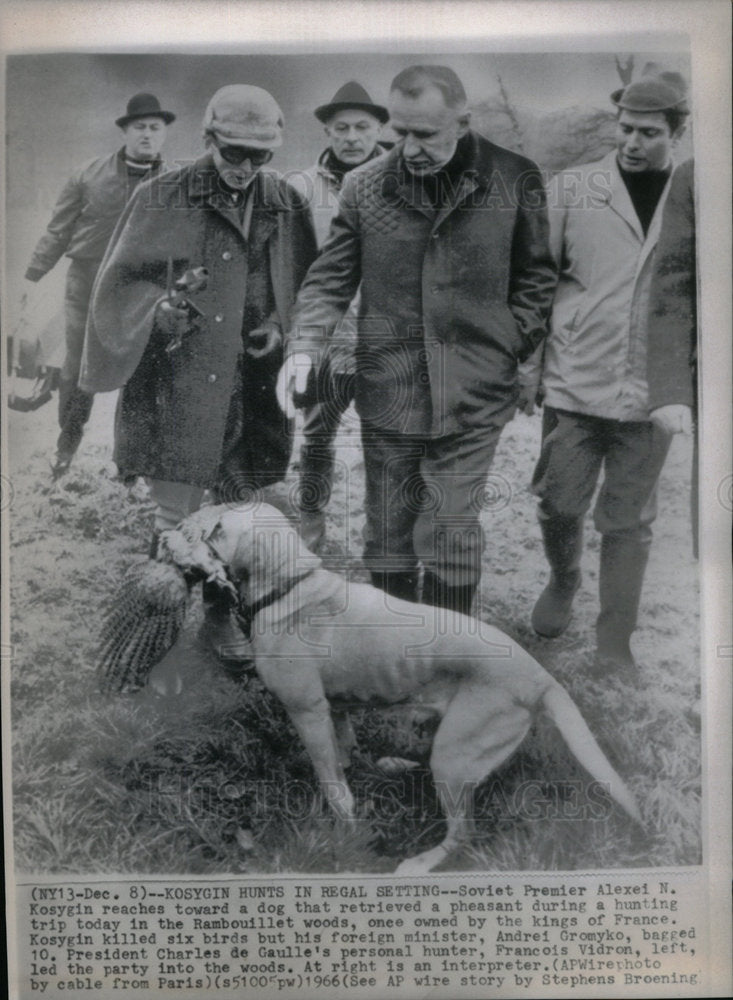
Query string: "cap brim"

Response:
xmin=209 ymin=124 xmax=283 ymax=149
xmin=315 ymin=101 xmax=389 ymax=124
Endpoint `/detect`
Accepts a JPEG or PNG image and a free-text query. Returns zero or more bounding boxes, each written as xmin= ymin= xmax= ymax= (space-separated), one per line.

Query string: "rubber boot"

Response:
xmin=370 ymin=570 xmax=419 ymax=604
xmin=53 ymin=380 xmax=93 ymax=477
xmin=199 ymin=581 xmax=255 ymax=673
xmin=422 ymin=569 xmax=477 ymax=618
xmin=531 ymin=515 xmax=583 ymax=638
xmin=595 ymin=531 xmax=650 ymax=672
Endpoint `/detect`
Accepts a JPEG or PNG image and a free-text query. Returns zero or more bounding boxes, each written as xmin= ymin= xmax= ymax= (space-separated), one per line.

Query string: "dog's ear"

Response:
xmin=238 ymin=512 xmax=321 ymax=604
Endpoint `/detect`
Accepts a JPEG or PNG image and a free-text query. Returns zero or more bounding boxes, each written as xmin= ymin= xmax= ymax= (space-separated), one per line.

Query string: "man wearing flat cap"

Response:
xmin=289 ymin=81 xmax=390 ymax=551
xmin=522 ymin=64 xmax=690 ymax=672
xmin=81 ymin=84 xmax=318 ymax=664
xmin=24 ymin=92 xmax=174 ymax=477
xmin=279 ymin=65 xmax=556 ymax=616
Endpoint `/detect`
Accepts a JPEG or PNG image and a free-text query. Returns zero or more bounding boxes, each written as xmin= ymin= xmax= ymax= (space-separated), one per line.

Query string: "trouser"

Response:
xmin=299 ymin=369 xmax=355 ymax=513
xmin=57 ymin=259 xmax=98 ymax=457
xmin=532 ymin=406 xmax=672 ymax=635
xmin=361 ymin=415 xmax=511 ymax=589
xmin=147 ymin=480 xmax=207 ymax=534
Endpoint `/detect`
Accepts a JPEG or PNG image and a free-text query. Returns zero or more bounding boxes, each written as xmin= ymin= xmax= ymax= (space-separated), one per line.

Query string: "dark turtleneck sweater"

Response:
xmin=618 ymin=162 xmax=672 ymax=236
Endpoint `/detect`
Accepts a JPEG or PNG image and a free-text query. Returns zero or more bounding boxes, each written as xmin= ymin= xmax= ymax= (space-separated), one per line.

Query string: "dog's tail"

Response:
xmin=542 ymin=681 xmax=643 ymax=825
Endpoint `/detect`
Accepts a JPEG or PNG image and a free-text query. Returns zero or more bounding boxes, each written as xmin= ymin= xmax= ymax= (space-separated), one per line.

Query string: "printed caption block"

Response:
xmin=14 ymin=871 xmax=710 ymax=998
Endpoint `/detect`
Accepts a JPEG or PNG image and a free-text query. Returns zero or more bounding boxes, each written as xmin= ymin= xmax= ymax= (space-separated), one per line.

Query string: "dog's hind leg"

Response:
xmin=394 ymin=684 xmax=533 ymax=875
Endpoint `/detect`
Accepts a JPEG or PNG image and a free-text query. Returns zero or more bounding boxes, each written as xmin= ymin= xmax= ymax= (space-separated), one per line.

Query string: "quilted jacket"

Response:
xmin=287 ymin=130 xmax=557 ymax=436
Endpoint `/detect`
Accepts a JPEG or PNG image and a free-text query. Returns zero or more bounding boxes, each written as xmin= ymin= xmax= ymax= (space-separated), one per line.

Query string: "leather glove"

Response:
xmin=154 ymin=297 xmax=190 ymax=342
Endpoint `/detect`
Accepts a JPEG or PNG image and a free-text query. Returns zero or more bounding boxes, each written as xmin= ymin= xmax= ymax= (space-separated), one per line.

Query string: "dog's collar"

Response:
xmin=247 ymin=567 xmax=316 ymax=618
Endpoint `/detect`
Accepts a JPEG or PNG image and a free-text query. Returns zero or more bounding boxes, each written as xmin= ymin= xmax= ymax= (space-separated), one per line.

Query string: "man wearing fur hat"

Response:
xmin=81 ymin=85 xmax=317 ymax=664
xmin=24 ymin=93 xmax=174 ymax=477
xmin=521 ymin=66 xmax=690 ymax=672
xmin=289 ymin=82 xmax=390 ymax=551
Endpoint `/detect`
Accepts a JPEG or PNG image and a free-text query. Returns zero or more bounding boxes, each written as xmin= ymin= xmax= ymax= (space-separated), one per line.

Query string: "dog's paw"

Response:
xmin=393 ymin=854 xmax=433 ymax=876
xmin=394 ymin=842 xmax=453 ymax=875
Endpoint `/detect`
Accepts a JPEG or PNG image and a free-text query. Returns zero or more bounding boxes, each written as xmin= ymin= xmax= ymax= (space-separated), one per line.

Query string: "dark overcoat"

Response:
xmin=288 ymin=130 xmax=557 ymax=437
xmin=81 ymin=156 xmax=318 ymax=486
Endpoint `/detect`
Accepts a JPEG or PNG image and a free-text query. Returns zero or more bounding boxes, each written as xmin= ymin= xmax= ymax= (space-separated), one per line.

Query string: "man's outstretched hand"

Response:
xmin=276 ymin=353 xmax=314 ymax=418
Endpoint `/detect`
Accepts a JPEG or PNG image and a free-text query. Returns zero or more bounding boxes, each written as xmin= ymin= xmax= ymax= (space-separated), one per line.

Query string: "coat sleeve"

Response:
xmin=25 ymin=169 xmax=85 ymax=280
xmin=517 ymin=171 xmax=565 ymax=385
xmin=79 ymin=182 xmax=168 ymax=393
xmin=285 ymin=175 xmax=362 ymax=359
xmin=271 ymin=190 xmax=319 ymax=329
xmin=507 ymin=161 xmax=558 ymax=363
xmin=646 ymin=160 xmax=697 ymax=412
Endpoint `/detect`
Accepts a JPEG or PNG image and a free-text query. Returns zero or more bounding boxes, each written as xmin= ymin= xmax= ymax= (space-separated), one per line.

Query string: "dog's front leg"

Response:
xmin=288 ymin=704 xmax=356 ymax=823
xmin=331 ymin=709 xmax=357 ymax=772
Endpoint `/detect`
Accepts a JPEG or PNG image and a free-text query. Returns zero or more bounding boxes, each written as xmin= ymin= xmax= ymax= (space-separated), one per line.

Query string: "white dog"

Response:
xmin=101 ymin=502 xmax=642 ymax=874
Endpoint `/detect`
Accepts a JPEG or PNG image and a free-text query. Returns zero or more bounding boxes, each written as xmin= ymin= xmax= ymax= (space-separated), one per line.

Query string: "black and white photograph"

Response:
xmin=2 ymin=2 xmax=730 ymax=998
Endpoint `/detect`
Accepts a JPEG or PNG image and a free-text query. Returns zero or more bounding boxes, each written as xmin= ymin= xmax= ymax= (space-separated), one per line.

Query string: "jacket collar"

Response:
xmin=186 ymin=153 xmax=280 ymax=241
xmin=115 ymin=146 xmax=164 ymax=177
xmin=315 ymin=142 xmax=390 ymax=186
xmin=380 ymin=130 xmax=488 ymax=223
xmin=595 ymin=150 xmax=673 ymax=247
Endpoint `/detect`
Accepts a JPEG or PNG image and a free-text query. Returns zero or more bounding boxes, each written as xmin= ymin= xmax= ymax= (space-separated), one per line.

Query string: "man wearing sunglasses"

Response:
xmin=81 ymin=85 xmax=318 ymax=669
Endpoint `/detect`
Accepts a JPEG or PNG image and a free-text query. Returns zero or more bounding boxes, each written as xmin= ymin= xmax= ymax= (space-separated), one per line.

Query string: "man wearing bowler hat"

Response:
xmin=81 ymin=85 xmax=317 ymax=667
xmin=289 ymin=82 xmax=390 ymax=550
xmin=24 ymin=93 xmax=174 ymax=477
xmin=521 ymin=65 xmax=690 ymax=672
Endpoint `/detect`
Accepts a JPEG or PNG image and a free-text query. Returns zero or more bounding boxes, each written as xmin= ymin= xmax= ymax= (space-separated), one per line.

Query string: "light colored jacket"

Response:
xmin=289 ymin=155 xmax=344 ymax=246
xmin=529 ymin=151 xmax=673 ymax=421
xmin=288 ymin=149 xmax=390 ymax=375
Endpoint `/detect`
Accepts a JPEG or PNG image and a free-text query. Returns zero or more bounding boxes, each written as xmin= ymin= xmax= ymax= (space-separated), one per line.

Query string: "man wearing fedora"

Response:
xmin=521 ymin=65 xmax=690 ymax=671
xmin=24 ymin=93 xmax=174 ymax=477
xmin=289 ymin=82 xmax=390 ymax=551
xmin=81 ymin=85 xmax=317 ymax=666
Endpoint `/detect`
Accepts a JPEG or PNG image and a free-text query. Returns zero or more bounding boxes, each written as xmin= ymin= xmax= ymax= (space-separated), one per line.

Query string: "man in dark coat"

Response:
xmin=646 ymin=158 xmax=698 ymax=554
xmin=24 ymin=92 xmax=174 ymax=477
xmin=82 ymin=85 xmax=318 ymax=661
xmin=278 ymin=65 xmax=556 ymax=614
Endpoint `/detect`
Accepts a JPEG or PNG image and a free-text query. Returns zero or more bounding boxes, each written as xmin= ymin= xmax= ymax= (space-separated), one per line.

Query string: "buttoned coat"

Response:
xmin=287 ymin=131 xmax=557 ymax=437
xmin=538 ymin=151 xmax=673 ymax=421
xmin=81 ymin=155 xmax=317 ymax=486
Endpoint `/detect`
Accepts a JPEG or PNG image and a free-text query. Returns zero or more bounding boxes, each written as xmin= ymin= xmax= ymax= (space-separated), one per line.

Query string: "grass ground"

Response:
xmin=7 ymin=391 xmax=700 ymax=874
